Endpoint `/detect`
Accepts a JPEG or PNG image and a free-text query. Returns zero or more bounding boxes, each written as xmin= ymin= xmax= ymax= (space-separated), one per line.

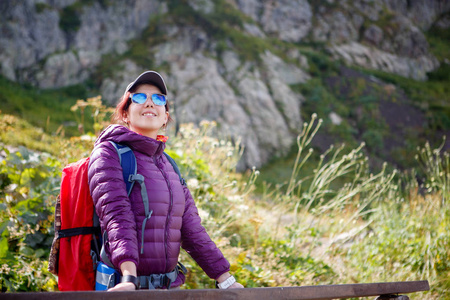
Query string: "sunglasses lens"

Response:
xmin=152 ymin=94 xmax=166 ymax=106
xmin=131 ymin=93 xmax=147 ymax=104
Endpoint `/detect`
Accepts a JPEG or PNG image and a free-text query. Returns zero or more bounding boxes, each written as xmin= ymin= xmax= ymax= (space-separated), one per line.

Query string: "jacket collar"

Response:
xmin=95 ymin=124 xmax=166 ymax=156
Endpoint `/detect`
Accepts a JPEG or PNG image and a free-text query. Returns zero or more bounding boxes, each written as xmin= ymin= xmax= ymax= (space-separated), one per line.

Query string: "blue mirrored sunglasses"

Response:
xmin=130 ymin=93 xmax=167 ymax=106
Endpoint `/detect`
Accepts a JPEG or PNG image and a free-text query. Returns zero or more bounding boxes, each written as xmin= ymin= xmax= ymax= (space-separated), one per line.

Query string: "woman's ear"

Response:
xmin=122 ymin=112 xmax=129 ymax=125
xmin=165 ymin=111 xmax=169 ymax=124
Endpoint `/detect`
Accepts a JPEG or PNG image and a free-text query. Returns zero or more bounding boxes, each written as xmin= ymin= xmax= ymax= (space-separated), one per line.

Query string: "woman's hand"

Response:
xmin=107 ymin=282 xmax=136 ymax=292
xmin=229 ymin=282 xmax=244 ymax=289
xmin=108 ymin=261 xmax=138 ymax=292
xmin=216 ymin=272 xmax=244 ymax=289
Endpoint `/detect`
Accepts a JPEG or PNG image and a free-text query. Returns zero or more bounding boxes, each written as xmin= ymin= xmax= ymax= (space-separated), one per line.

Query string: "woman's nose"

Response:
xmin=144 ymin=96 xmax=154 ymax=107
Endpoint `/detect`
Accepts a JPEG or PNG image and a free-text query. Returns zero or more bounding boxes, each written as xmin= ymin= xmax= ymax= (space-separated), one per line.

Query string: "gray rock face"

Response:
xmin=382 ymin=0 xmax=450 ymax=30
xmin=170 ymin=53 xmax=290 ymax=168
xmin=435 ymin=14 xmax=450 ymax=29
xmin=1 ymin=0 xmax=448 ymax=167
xmin=74 ymin=0 xmax=166 ymax=54
xmin=1 ymin=0 xmax=164 ymax=87
xmin=350 ymin=0 xmax=384 ymax=21
xmin=243 ymin=23 xmax=266 ymax=38
xmin=101 ymin=26 xmax=307 ymax=169
xmin=236 ymin=0 xmax=313 ymax=42
xmin=363 ymin=25 xmax=384 ymax=47
xmin=1 ymin=0 xmax=447 ymax=86
xmin=36 ymin=52 xmax=89 ymax=88
xmin=381 ymin=15 xmax=430 ymax=58
xmin=100 ymin=59 xmax=143 ymax=105
xmin=167 ymin=48 xmax=307 ymax=168
xmin=329 ymin=41 xmax=439 ymax=80
xmin=261 ymin=51 xmax=307 ymax=132
xmin=0 ymin=1 xmax=66 ymax=81
xmin=310 ymin=0 xmax=446 ymax=80
xmin=312 ymin=10 xmax=359 ymax=43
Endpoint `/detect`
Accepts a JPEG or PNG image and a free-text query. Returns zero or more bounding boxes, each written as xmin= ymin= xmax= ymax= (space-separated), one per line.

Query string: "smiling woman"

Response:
xmin=87 ymin=71 xmax=244 ymax=291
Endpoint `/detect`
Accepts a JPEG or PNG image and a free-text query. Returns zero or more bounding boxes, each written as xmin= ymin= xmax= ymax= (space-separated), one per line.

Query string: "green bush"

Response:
xmin=0 ymin=146 xmax=61 ymax=291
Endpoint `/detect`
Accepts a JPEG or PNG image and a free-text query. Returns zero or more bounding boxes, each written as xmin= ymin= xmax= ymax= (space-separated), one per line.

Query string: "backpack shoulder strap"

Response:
xmin=108 ymin=141 xmax=137 ymax=196
xmin=104 ymin=141 xmax=152 ymax=261
xmin=163 ymin=152 xmax=186 ymax=186
xmin=101 ymin=141 xmax=141 ymax=267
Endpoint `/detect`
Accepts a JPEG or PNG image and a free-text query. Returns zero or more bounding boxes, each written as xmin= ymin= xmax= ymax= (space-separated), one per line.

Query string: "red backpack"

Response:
xmin=48 ymin=142 xmax=137 ymax=291
xmin=49 ymin=157 xmax=97 ymax=290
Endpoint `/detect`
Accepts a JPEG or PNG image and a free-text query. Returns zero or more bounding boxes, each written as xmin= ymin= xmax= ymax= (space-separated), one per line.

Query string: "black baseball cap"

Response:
xmin=124 ymin=71 xmax=167 ymax=95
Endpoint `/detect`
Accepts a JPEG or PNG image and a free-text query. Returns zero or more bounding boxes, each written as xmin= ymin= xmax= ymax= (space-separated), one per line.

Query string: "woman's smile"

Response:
xmin=141 ymin=111 xmax=157 ymax=117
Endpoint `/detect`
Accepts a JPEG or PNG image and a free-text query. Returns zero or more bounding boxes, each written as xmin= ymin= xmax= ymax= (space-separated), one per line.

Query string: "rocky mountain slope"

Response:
xmin=1 ymin=0 xmax=449 ymax=169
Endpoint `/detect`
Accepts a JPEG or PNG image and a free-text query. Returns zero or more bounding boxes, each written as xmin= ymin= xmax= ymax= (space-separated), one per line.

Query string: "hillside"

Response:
xmin=1 ymin=1 xmax=450 ymax=296
xmin=1 ymin=0 xmax=449 ymax=174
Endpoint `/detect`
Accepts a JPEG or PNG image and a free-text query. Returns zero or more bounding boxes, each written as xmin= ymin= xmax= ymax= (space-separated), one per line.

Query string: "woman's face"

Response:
xmin=123 ymin=84 xmax=169 ymax=139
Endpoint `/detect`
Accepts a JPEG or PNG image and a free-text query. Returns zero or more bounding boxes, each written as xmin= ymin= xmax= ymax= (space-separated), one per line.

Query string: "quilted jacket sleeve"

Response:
xmin=88 ymin=142 xmax=139 ymax=268
xmin=180 ymin=186 xmax=230 ymax=279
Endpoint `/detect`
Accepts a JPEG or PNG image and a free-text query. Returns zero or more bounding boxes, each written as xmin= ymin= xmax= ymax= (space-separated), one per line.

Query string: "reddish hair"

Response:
xmin=111 ymin=84 xmax=173 ymax=125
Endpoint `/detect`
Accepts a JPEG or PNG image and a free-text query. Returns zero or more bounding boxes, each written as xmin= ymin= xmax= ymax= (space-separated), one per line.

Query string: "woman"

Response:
xmin=88 ymin=71 xmax=243 ymax=291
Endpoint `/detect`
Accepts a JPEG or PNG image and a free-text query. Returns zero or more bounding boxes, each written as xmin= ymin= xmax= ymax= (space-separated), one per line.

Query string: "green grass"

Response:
xmin=0 ymin=76 xmax=93 ymax=137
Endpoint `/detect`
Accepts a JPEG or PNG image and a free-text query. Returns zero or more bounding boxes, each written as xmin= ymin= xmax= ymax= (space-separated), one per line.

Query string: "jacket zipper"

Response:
xmin=155 ymin=156 xmax=173 ymax=271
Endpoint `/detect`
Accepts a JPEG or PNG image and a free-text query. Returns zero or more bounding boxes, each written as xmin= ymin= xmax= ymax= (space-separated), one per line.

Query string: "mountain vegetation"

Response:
xmin=0 ymin=0 xmax=449 ymax=298
xmin=1 ymin=111 xmax=449 ymax=298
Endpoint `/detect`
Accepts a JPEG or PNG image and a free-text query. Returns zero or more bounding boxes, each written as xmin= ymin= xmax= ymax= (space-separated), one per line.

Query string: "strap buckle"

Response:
xmin=137 ymin=268 xmax=178 ymax=289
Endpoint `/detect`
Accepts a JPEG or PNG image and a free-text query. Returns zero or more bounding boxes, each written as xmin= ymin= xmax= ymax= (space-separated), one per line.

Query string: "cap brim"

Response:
xmin=125 ymin=71 xmax=167 ymax=95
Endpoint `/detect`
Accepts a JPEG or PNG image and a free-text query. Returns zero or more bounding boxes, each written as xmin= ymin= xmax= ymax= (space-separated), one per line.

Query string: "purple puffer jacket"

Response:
xmin=88 ymin=125 xmax=230 ymax=287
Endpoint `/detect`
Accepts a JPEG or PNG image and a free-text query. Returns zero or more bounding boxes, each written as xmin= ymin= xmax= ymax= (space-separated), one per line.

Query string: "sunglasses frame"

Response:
xmin=129 ymin=93 xmax=167 ymax=106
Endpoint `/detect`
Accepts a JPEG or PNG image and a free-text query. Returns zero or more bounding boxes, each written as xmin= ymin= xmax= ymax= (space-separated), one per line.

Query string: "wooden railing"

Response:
xmin=2 ymin=280 xmax=430 ymax=300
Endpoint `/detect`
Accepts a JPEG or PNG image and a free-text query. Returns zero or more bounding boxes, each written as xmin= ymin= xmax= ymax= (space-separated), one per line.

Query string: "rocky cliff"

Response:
xmin=1 ymin=0 xmax=448 ymax=169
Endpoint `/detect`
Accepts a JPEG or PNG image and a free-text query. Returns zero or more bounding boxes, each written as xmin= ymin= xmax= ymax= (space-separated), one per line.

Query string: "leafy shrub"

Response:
xmin=0 ymin=146 xmax=61 ymax=291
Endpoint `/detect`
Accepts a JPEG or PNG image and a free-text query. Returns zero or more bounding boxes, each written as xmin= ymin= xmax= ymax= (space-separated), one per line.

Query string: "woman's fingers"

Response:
xmin=229 ymin=282 xmax=244 ymax=289
xmin=107 ymin=282 xmax=136 ymax=292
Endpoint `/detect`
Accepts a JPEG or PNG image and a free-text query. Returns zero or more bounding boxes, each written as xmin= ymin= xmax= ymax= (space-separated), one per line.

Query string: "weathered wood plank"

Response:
xmin=1 ymin=280 xmax=429 ymax=300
